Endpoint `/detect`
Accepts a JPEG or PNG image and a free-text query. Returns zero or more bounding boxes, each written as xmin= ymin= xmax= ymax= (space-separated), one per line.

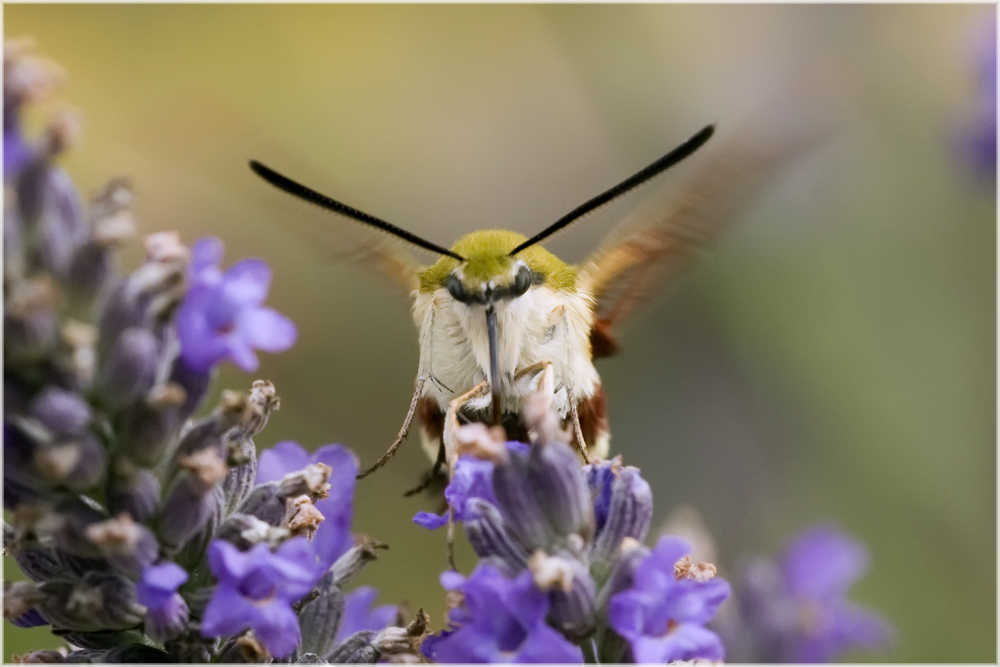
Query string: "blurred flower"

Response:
xmin=334 ymin=586 xmax=398 ymax=643
xmin=176 ymin=237 xmax=296 ymax=372
xmin=953 ymin=15 xmax=997 ymax=182
xmin=136 ymin=562 xmax=190 ymax=642
xmin=717 ymin=524 xmax=893 ymax=662
xmin=422 ymin=564 xmax=584 ymax=663
xmin=201 ymin=537 xmax=323 ymax=658
xmin=256 ymin=441 xmax=359 ymax=568
xmin=608 ymin=536 xmax=730 ymax=663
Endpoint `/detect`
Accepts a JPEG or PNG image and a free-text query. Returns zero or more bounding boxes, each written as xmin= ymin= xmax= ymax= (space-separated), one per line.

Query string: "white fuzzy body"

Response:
xmin=411 ymin=285 xmax=600 ymax=459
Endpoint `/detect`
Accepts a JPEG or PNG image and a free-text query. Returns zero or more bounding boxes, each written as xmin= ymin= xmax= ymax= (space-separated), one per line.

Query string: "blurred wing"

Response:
xmin=578 ymin=79 xmax=844 ymax=357
xmin=249 ymin=156 xmax=423 ymax=300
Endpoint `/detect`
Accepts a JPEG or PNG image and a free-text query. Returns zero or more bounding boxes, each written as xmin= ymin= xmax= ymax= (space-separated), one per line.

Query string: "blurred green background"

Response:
xmin=4 ymin=5 xmax=995 ymax=662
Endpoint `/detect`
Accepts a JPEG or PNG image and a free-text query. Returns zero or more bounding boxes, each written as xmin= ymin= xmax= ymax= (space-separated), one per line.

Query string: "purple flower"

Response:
xmin=774 ymin=525 xmax=892 ymax=662
xmin=4 ymin=117 xmax=32 ymax=180
xmin=176 ymin=237 xmax=296 ymax=372
xmin=201 ymin=537 xmax=322 ymax=658
xmin=334 ymin=586 xmax=398 ymax=643
xmin=413 ymin=451 xmax=502 ymax=530
xmin=136 ymin=562 xmax=190 ymax=642
xmin=257 ymin=441 xmax=359 ymax=568
xmin=953 ymin=15 xmax=997 ymax=181
xmin=608 ymin=536 xmax=730 ymax=663
xmin=422 ymin=564 xmax=583 ymax=663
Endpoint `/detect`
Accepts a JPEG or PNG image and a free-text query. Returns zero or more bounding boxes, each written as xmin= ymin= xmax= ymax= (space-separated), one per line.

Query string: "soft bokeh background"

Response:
xmin=4 ymin=5 xmax=995 ymax=662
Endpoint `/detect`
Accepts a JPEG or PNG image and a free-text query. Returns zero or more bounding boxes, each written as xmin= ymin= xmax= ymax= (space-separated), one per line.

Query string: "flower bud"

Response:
xmin=84 ymin=513 xmax=158 ymax=577
xmin=33 ymin=435 xmax=106 ymax=493
xmin=168 ymin=356 xmax=212 ymax=422
xmin=298 ymin=570 xmax=345 ymax=658
xmin=223 ymin=438 xmax=257 ymax=516
xmin=97 ymin=327 xmax=160 ymax=410
xmin=491 ymin=451 xmax=555 ymax=552
xmin=5 ymin=275 xmax=58 ymax=362
xmin=156 ymin=448 xmax=227 ymax=553
xmin=106 ymin=459 xmax=160 ymax=523
xmin=4 ymin=580 xmax=46 ymax=622
xmin=55 ymin=320 xmax=97 ymax=390
xmin=235 ymin=483 xmax=285 ymax=526
xmin=526 ymin=441 xmax=593 ymax=540
xmin=4 ymin=421 xmax=48 ymax=509
xmin=596 ymin=539 xmax=650 ymax=610
xmin=28 ymin=167 xmax=86 ymax=278
xmin=590 ymin=464 xmax=652 ymax=565
xmin=330 ymin=537 xmax=388 ymax=586
xmin=67 ymin=179 xmax=135 ymax=299
xmin=119 ymin=383 xmax=184 ymax=466
xmin=29 ymin=387 xmax=91 ymax=436
xmin=327 ymin=631 xmax=379 ymax=664
xmin=462 ymin=498 xmax=530 ymax=574
xmin=37 ymin=573 xmax=144 ymax=631
xmin=36 ymin=500 xmax=108 ymax=560
xmin=530 ymin=550 xmax=596 ymax=641
xmin=136 ymin=562 xmax=190 ymax=643
xmin=215 ymin=513 xmax=290 ymax=551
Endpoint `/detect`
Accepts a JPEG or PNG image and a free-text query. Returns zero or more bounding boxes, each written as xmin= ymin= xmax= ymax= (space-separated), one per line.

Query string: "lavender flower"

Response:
xmin=256 ymin=441 xmax=359 ymax=568
xmin=953 ymin=15 xmax=997 ymax=181
xmin=716 ymin=524 xmax=893 ymax=662
xmin=176 ymin=236 xmax=296 ymax=372
xmin=334 ymin=586 xmax=398 ymax=643
xmin=201 ymin=538 xmax=323 ymax=658
xmin=422 ymin=564 xmax=584 ymax=663
xmin=136 ymin=562 xmax=190 ymax=642
xmin=413 ymin=441 xmax=527 ymax=530
xmin=608 ymin=536 xmax=730 ymax=663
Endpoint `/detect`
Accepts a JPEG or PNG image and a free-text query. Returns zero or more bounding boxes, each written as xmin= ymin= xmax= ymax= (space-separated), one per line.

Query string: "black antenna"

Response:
xmin=509 ymin=124 xmax=715 ymax=256
xmin=250 ymin=160 xmax=465 ymax=261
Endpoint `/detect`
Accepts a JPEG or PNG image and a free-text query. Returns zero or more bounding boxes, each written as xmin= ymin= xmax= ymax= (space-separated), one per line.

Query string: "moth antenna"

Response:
xmin=510 ymin=124 xmax=716 ymax=256
xmin=250 ymin=160 xmax=465 ymax=261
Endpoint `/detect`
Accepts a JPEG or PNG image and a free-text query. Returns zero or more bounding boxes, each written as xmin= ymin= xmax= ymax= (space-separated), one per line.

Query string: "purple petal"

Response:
xmin=256 ymin=441 xmax=312 ymax=485
xmin=667 ymin=578 xmax=731 ymax=625
xmin=336 ymin=587 xmax=397 ymax=643
xmin=236 ymin=307 xmax=297 ymax=353
xmin=513 ymin=623 xmax=584 ymax=663
xmin=225 ymin=335 xmax=260 ymax=372
xmin=222 ymin=258 xmax=271 ymax=307
xmin=414 ymin=511 xmax=448 ymax=530
xmin=781 ymin=525 xmax=869 ymax=600
xmin=208 ymin=540 xmax=257 ymax=581
xmin=440 ymin=570 xmax=465 ymax=590
xmin=250 ymin=599 xmax=302 ymax=658
xmin=200 ymin=584 xmax=258 ymax=639
xmin=633 ymin=624 xmax=725 ymax=664
xmin=312 ymin=444 xmax=359 ymax=495
xmin=137 ymin=562 xmax=189 ymax=609
xmin=190 ymin=237 xmax=224 ymax=284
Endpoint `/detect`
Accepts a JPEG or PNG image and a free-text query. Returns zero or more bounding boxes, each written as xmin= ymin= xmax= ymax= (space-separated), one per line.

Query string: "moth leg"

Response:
xmin=567 ymin=387 xmax=593 ymax=464
xmin=512 ymin=360 xmax=555 ymax=398
xmin=357 ymin=374 xmax=427 ymax=479
xmin=443 ymin=379 xmax=490 ymax=472
xmin=403 ymin=437 xmax=448 ymax=497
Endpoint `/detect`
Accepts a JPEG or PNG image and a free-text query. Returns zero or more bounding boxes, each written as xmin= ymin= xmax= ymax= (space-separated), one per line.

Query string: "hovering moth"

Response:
xmin=251 ymin=113 xmax=817 ymax=492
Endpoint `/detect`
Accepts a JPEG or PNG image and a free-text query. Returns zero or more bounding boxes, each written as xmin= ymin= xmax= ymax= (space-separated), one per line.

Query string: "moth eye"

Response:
xmin=512 ymin=265 xmax=532 ymax=297
xmin=446 ymin=273 xmax=469 ymax=303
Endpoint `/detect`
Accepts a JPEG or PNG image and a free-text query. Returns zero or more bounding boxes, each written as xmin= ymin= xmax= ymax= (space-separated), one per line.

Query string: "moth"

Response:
xmin=251 ymin=113 xmax=817 ymax=492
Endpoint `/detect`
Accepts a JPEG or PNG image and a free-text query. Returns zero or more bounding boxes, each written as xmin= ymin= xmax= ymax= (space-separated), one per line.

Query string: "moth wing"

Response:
xmin=578 ymin=77 xmax=844 ymax=357
xmin=249 ymin=155 xmax=424 ymax=301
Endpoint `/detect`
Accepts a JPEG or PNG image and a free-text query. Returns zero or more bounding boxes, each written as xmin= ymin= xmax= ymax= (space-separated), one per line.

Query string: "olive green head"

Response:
xmin=418 ymin=229 xmax=575 ymax=302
